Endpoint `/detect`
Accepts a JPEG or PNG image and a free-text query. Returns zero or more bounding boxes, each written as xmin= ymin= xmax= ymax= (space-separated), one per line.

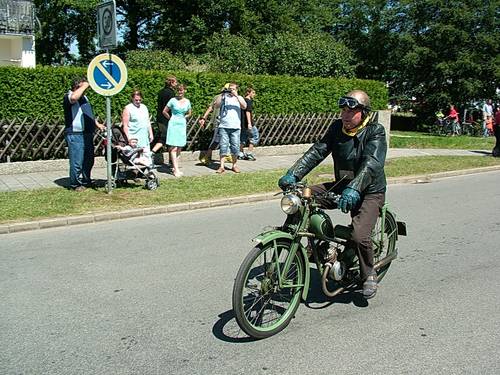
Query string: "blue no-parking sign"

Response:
xmin=87 ymin=53 xmax=127 ymax=96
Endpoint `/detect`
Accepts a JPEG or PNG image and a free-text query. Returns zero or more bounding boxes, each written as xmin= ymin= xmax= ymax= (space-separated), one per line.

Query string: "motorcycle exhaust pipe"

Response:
xmin=321 ymin=264 xmax=355 ymax=298
xmin=321 ymin=251 xmax=398 ymax=298
xmin=374 ymin=251 xmax=398 ymax=271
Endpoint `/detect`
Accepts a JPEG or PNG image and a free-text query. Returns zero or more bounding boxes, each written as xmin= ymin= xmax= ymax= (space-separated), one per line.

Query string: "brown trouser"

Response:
xmin=311 ymin=182 xmax=385 ymax=280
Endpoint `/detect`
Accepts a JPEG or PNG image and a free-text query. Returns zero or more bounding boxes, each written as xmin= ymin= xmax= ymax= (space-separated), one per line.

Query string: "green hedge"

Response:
xmin=0 ymin=66 xmax=387 ymax=120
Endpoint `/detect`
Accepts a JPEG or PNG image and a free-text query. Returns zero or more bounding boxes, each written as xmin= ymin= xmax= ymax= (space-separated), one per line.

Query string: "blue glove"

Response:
xmin=339 ymin=187 xmax=361 ymax=213
xmin=278 ymin=172 xmax=297 ymax=190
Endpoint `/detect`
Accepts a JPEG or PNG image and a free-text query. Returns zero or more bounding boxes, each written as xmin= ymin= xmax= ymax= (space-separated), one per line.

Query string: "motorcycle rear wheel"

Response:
xmin=372 ymin=211 xmax=397 ymax=281
xmin=232 ymin=239 xmax=305 ymax=339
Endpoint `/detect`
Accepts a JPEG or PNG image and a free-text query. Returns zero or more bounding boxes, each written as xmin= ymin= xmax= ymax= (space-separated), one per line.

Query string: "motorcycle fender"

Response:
xmin=252 ymin=230 xmax=310 ymax=301
xmin=397 ymin=221 xmax=407 ymax=236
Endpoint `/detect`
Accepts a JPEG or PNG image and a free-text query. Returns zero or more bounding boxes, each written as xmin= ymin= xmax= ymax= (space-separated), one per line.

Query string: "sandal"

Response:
xmin=231 ymin=166 xmax=241 ymax=173
xmin=216 ymin=167 xmax=225 ymax=174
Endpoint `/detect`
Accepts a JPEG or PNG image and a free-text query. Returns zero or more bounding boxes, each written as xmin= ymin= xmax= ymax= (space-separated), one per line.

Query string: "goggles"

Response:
xmin=338 ymin=96 xmax=364 ymax=110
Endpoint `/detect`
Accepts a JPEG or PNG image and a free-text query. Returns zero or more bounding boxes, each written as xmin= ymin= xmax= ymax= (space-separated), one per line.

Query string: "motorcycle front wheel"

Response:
xmin=232 ymin=239 xmax=305 ymax=339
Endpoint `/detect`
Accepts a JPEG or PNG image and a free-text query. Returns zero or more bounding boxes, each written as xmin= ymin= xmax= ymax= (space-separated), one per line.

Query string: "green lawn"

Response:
xmin=1 ymin=155 xmax=499 ymax=224
xmin=390 ymin=131 xmax=496 ymax=149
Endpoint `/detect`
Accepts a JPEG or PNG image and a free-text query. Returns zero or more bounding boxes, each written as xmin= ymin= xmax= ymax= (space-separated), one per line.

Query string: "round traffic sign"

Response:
xmin=87 ymin=53 xmax=128 ymax=96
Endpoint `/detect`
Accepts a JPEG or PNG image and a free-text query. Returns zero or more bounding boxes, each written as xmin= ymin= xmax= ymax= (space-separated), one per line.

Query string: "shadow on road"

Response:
xmin=303 ymin=268 xmax=368 ymax=309
xmin=212 ymin=309 xmax=259 ymax=343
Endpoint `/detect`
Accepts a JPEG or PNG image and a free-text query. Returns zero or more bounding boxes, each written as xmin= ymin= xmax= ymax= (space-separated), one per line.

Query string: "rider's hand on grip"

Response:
xmin=325 ymin=191 xmax=340 ymax=207
xmin=278 ymin=172 xmax=297 ymax=191
xmin=339 ymin=187 xmax=360 ymax=213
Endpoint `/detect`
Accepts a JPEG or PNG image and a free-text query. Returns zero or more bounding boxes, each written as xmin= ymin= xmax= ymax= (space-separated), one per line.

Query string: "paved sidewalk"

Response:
xmin=0 ymin=147 xmax=493 ymax=192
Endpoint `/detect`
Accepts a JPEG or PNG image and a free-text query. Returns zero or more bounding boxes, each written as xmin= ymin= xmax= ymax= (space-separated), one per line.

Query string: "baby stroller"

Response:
xmin=104 ymin=125 xmax=160 ymax=190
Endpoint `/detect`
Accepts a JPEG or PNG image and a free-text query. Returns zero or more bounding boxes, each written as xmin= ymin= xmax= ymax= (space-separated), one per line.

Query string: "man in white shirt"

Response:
xmin=482 ymin=99 xmax=493 ymax=137
xmin=200 ymin=82 xmax=246 ymax=174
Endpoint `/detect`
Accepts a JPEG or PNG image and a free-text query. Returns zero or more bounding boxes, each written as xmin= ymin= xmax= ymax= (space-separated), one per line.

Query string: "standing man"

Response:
xmin=199 ymin=82 xmax=246 ymax=173
xmin=493 ymin=106 xmax=500 ymax=157
xmin=482 ymin=99 xmax=493 ymax=137
xmin=238 ymin=87 xmax=259 ymax=161
xmin=63 ymin=77 xmax=104 ymax=192
xmin=151 ymin=75 xmax=177 ymax=163
xmin=278 ymin=90 xmax=387 ymax=299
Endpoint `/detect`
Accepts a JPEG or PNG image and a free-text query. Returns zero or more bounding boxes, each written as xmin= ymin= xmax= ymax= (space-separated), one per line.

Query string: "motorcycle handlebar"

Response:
xmin=320 ymin=191 xmax=340 ymax=209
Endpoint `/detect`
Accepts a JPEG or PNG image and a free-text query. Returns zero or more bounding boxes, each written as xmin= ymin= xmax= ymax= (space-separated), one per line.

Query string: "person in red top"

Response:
xmin=494 ymin=106 xmax=500 ymax=127
xmin=493 ymin=106 xmax=500 ymax=157
xmin=446 ymin=104 xmax=460 ymax=136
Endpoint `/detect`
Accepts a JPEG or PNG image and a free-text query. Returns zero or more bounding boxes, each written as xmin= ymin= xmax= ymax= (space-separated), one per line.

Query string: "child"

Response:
xmin=485 ymin=115 xmax=493 ymax=136
xmin=117 ymin=137 xmax=152 ymax=167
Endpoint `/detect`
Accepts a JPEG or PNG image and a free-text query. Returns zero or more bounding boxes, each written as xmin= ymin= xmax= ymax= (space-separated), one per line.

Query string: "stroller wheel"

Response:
xmin=146 ymin=177 xmax=159 ymax=190
xmin=105 ymin=180 xmax=117 ymax=191
xmin=116 ymin=179 xmax=128 ymax=186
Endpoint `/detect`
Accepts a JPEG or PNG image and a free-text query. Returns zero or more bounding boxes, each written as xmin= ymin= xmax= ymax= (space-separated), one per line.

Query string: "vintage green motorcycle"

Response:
xmin=232 ymin=182 xmax=407 ymax=339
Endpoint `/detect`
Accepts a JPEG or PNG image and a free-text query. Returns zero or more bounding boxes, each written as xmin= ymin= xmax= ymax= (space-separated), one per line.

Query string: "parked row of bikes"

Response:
xmin=432 ymin=118 xmax=485 ymax=137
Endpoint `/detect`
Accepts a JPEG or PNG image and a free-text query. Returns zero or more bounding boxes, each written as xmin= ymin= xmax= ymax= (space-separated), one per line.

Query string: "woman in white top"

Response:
xmin=122 ymin=90 xmax=153 ymax=155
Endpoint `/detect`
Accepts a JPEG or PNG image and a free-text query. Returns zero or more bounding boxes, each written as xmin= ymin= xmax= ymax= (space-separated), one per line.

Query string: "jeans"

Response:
xmin=240 ymin=126 xmax=260 ymax=146
xmin=65 ymin=132 xmax=95 ymax=188
xmin=218 ymin=128 xmax=240 ymax=156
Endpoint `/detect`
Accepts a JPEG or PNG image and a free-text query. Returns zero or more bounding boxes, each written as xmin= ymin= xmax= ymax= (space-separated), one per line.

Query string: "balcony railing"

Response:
xmin=0 ymin=0 xmax=34 ymax=36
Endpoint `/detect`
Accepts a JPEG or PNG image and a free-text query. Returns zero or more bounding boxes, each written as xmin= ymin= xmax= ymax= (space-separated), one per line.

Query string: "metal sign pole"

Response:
xmin=105 ymin=49 xmax=113 ymax=193
xmin=93 ymin=1 xmax=123 ymax=194
xmin=106 ymin=96 xmax=113 ymax=193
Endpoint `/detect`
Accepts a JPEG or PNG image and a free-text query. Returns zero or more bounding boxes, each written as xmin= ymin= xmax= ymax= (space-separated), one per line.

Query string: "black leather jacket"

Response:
xmin=288 ymin=118 xmax=387 ymax=194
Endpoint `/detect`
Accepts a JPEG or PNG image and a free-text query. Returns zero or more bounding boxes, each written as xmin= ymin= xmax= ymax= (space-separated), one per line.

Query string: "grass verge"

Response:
xmin=1 ymin=155 xmax=500 ymax=224
xmin=390 ymin=131 xmax=496 ymax=149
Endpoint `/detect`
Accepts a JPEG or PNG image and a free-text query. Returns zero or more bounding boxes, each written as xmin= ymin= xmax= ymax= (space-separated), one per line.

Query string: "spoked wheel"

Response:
xmin=232 ymin=239 xmax=305 ymax=339
xmin=372 ymin=211 xmax=397 ymax=281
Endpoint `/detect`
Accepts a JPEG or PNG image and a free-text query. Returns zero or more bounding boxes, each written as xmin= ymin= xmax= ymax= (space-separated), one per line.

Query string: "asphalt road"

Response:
xmin=1 ymin=171 xmax=499 ymax=375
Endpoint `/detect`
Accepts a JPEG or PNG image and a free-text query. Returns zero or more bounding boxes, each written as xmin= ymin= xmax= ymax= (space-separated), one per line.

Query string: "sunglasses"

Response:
xmin=338 ymin=96 xmax=363 ymax=109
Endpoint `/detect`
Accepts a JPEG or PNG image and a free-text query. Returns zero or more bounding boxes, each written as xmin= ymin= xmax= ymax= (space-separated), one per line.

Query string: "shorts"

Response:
xmin=219 ymin=128 xmax=240 ymax=156
xmin=240 ymin=126 xmax=260 ymax=146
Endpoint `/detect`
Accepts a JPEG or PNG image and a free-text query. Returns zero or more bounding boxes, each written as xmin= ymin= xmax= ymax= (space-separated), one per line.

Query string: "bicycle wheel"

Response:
xmin=372 ymin=211 xmax=397 ymax=281
xmin=232 ymin=239 xmax=305 ymax=339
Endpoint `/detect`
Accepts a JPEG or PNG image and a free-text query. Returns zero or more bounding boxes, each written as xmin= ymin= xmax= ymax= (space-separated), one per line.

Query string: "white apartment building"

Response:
xmin=0 ymin=0 xmax=35 ymax=67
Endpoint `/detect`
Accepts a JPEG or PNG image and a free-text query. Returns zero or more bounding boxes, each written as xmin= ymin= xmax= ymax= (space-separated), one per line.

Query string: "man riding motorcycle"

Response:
xmin=278 ymin=90 xmax=387 ymax=299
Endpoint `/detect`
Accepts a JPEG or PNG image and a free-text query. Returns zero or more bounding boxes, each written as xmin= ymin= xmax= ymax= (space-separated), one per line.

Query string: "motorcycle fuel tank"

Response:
xmin=309 ymin=210 xmax=336 ymax=240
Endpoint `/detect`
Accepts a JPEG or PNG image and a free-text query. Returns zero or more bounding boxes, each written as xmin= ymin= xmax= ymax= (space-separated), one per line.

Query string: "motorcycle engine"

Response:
xmin=328 ymin=260 xmax=345 ymax=281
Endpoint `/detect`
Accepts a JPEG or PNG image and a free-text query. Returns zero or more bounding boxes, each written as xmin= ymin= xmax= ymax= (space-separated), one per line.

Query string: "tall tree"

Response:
xmin=34 ymin=0 xmax=99 ymax=65
xmin=332 ymin=0 xmax=397 ymax=81
xmin=115 ymin=0 xmax=159 ymax=50
xmin=389 ymin=0 xmax=499 ymax=114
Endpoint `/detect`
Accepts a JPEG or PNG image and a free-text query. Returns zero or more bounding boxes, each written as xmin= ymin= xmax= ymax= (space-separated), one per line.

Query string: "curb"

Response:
xmin=1 ymin=165 xmax=499 ymax=235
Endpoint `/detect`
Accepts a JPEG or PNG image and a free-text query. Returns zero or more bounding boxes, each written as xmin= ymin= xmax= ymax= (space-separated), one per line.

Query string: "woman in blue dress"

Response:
xmin=163 ymin=84 xmax=192 ymax=177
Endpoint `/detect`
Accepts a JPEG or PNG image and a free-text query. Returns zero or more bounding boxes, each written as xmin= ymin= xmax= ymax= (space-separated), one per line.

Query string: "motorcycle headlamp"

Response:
xmin=280 ymin=194 xmax=302 ymax=215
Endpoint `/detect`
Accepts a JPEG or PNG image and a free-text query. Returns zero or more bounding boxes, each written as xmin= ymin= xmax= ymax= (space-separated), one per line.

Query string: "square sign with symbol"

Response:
xmin=97 ymin=0 xmax=117 ymax=49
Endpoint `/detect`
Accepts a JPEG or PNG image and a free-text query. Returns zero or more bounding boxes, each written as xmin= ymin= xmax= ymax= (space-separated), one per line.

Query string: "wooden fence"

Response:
xmin=0 ymin=112 xmax=339 ymax=162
